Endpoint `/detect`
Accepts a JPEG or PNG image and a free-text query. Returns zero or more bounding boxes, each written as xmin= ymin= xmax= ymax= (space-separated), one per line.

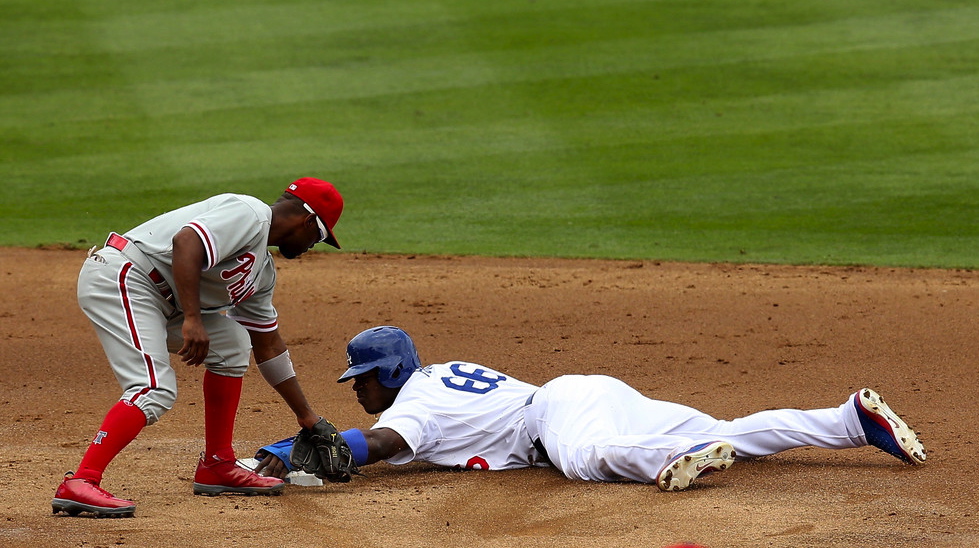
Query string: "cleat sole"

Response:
xmin=52 ymin=498 xmax=135 ymax=518
xmin=192 ymin=482 xmax=286 ymax=496
xmin=656 ymin=441 xmax=735 ymax=492
xmin=856 ymin=389 xmax=926 ymax=465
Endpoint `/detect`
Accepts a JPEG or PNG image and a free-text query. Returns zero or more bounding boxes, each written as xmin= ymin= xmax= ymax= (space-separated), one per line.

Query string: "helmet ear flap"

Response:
xmin=379 ymin=359 xmax=411 ymax=387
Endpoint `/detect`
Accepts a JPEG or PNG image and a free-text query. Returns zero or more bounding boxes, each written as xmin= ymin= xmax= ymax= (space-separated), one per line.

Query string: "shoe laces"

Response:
xmin=69 ymin=477 xmax=121 ymax=500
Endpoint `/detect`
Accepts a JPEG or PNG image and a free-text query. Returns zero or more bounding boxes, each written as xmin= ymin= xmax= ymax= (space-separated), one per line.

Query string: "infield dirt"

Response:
xmin=1 ymin=248 xmax=976 ymax=547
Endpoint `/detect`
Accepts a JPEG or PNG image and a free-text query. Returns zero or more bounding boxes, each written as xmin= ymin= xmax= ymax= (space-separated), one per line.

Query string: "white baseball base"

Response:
xmin=236 ymin=457 xmax=324 ymax=486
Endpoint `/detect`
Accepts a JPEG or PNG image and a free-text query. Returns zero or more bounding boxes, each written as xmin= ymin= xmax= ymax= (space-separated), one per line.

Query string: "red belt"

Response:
xmin=105 ymin=233 xmax=173 ymax=301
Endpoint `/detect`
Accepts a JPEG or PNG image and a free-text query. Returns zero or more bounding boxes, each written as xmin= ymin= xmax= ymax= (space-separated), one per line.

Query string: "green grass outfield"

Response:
xmin=2 ymin=0 xmax=977 ymax=268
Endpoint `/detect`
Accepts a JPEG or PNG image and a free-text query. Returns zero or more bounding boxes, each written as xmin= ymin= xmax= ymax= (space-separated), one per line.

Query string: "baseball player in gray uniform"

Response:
xmin=52 ymin=178 xmax=345 ymax=518
xmin=254 ymin=326 xmax=926 ymax=491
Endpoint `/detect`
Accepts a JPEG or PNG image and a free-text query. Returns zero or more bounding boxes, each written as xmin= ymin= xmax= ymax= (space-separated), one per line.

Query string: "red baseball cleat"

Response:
xmin=51 ymin=472 xmax=136 ymax=518
xmin=193 ymin=454 xmax=286 ymax=496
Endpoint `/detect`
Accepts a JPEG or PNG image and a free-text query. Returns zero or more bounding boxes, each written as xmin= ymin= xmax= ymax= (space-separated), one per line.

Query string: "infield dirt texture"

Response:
xmin=1 ymin=248 xmax=976 ymax=547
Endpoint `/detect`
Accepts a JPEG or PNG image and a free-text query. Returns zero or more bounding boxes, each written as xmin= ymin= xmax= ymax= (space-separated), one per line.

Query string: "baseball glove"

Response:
xmin=289 ymin=418 xmax=359 ymax=483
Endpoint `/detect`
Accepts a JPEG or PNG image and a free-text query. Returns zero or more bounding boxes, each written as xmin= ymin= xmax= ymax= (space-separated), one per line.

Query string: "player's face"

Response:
xmin=277 ymin=215 xmax=323 ymax=259
xmin=350 ymin=371 xmax=400 ymax=414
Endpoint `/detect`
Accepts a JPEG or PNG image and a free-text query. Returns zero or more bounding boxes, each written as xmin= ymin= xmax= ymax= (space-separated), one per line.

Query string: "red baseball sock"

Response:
xmin=202 ymin=370 xmax=243 ymax=463
xmin=74 ymin=400 xmax=147 ymax=484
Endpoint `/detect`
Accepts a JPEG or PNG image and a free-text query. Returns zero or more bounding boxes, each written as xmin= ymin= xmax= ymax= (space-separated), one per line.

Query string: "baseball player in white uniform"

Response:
xmin=52 ymin=178 xmax=346 ymax=518
xmin=253 ymin=326 xmax=926 ymax=491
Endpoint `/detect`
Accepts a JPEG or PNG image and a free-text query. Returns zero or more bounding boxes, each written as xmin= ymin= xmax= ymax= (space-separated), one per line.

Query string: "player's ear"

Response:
xmin=305 ymin=211 xmax=320 ymax=229
xmin=270 ymin=196 xmax=312 ymax=230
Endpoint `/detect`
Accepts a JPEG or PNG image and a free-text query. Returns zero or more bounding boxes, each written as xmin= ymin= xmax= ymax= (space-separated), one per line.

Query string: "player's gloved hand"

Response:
xmin=290 ymin=417 xmax=360 ymax=483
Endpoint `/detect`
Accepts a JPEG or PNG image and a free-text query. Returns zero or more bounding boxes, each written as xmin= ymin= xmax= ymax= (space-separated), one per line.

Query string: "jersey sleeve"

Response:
xmin=372 ymin=402 xmax=434 ymax=465
xmin=183 ymin=196 xmax=269 ymax=270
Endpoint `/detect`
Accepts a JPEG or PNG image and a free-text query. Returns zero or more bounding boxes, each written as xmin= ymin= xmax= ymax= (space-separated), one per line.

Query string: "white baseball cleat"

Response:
xmin=853 ymin=388 xmax=926 ymax=465
xmin=656 ymin=440 xmax=735 ymax=492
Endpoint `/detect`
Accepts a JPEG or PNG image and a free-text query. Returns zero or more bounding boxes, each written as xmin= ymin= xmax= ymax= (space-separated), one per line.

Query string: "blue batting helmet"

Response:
xmin=337 ymin=326 xmax=421 ymax=388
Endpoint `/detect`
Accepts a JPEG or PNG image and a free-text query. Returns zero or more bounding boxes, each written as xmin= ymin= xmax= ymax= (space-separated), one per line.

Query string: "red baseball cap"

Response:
xmin=285 ymin=177 xmax=344 ymax=249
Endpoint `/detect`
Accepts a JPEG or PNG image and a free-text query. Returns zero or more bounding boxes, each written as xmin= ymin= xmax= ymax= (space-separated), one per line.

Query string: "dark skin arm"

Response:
xmin=174 ymin=196 xmax=320 ymax=365
xmin=171 ymin=227 xmax=209 ymax=366
xmin=249 ymin=329 xmax=321 ymax=430
xmin=174 ymin=202 xmax=324 ymax=416
xmin=254 ymin=427 xmax=409 ymax=479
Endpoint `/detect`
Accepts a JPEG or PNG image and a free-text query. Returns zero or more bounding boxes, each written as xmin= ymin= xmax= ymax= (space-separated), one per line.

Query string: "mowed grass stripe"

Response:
xmin=2 ymin=1 xmax=977 ymax=265
xmin=9 ymin=64 xmax=977 ymax=181
xmin=3 ymin=5 xmax=976 ymax=125
xmin=357 ymin=151 xmax=979 ymax=263
xmin=10 ymin=0 xmax=962 ymax=55
xmin=4 ymin=6 xmax=976 ymax=175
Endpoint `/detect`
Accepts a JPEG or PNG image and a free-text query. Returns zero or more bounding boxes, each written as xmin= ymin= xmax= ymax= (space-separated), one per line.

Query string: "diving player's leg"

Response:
xmin=530 ymin=375 xmax=732 ymax=487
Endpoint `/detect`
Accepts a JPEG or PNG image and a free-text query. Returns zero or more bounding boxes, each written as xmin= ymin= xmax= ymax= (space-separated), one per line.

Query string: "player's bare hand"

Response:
xmin=178 ymin=317 xmax=210 ymax=366
xmin=255 ymin=453 xmax=290 ymax=479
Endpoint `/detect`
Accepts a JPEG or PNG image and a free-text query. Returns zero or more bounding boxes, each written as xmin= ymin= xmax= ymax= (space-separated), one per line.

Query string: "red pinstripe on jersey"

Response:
xmin=117 ymin=262 xmax=158 ymax=401
xmin=186 ymin=221 xmax=217 ymax=269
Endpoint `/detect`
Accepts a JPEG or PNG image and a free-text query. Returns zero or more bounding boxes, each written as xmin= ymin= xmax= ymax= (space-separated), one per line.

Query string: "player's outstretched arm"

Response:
xmin=254 ymin=427 xmax=408 ymax=479
xmin=361 ymin=427 xmax=408 ymax=465
xmin=249 ymin=329 xmax=320 ymax=429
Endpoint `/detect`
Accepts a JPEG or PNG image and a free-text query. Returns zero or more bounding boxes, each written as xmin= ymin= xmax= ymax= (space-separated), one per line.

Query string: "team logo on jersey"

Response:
xmin=222 ymin=252 xmax=257 ymax=305
xmin=93 ymin=430 xmax=108 ymax=445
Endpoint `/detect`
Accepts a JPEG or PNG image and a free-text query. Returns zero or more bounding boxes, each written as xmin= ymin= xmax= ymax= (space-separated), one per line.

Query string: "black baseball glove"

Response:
xmin=289 ymin=418 xmax=360 ymax=483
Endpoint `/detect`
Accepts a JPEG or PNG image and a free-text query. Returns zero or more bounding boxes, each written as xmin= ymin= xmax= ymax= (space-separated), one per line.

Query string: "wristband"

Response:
xmin=257 ymin=350 xmax=296 ymax=386
xmin=340 ymin=428 xmax=369 ymax=466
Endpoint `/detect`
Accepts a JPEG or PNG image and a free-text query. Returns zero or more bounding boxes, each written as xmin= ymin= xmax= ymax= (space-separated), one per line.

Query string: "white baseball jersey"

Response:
xmin=373 ymin=362 xmax=544 ymax=470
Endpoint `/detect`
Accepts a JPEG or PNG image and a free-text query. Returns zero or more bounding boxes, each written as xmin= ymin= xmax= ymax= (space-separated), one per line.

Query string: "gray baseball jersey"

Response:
xmin=126 ymin=193 xmax=278 ymax=328
xmin=78 ymin=194 xmax=279 ymax=424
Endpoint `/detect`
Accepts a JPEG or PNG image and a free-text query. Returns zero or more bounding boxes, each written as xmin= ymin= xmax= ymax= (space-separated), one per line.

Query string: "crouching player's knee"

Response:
xmin=125 ymin=386 xmax=177 ymax=426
